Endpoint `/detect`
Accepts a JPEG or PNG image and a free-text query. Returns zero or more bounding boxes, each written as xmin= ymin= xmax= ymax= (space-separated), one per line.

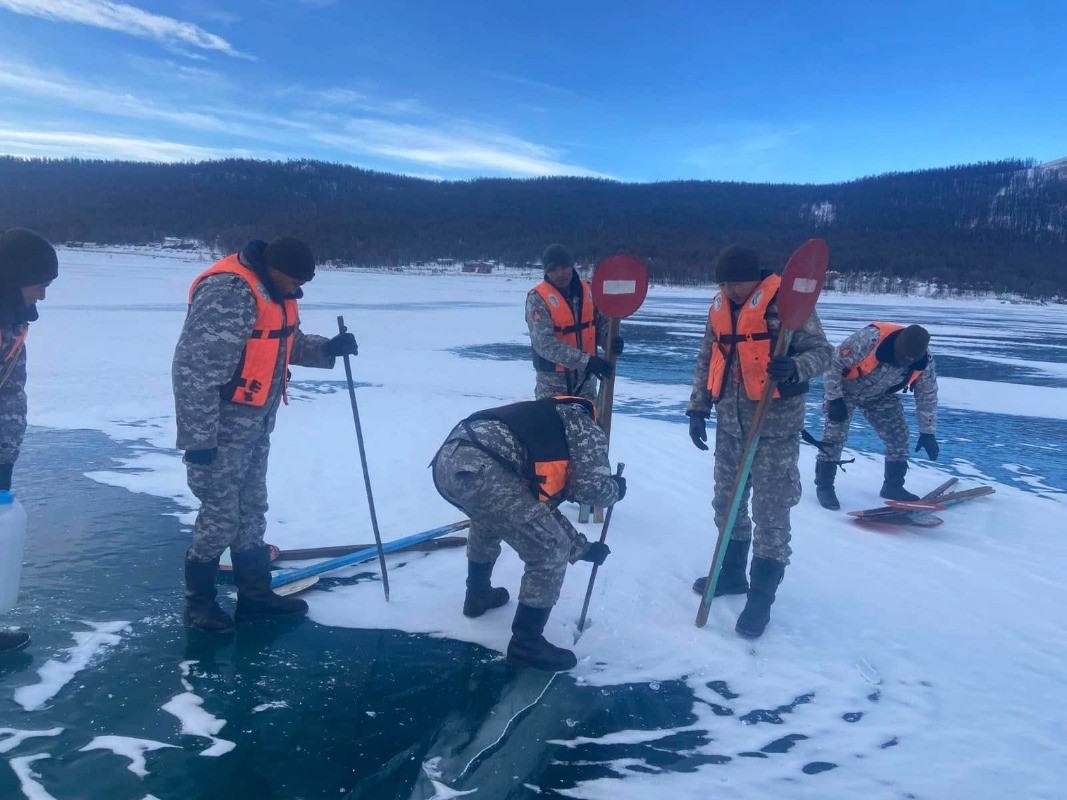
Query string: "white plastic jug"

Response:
xmin=0 ymin=490 xmax=27 ymax=614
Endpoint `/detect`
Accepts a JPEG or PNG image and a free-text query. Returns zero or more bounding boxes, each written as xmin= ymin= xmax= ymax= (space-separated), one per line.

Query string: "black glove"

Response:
xmin=325 ymin=331 xmax=359 ymax=358
xmin=611 ymin=336 xmax=625 ymax=355
xmin=184 ymin=447 xmax=217 ymax=466
xmin=915 ymin=433 xmax=940 ymax=460
xmin=581 ymin=541 xmax=611 ymax=566
xmin=611 ymin=474 xmax=627 ymax=502
xmin=688 ymin=414 xmax=709 ymax=451
xmin=587 ymin=355 xmax=614 ymax=379
xmin=826 ymin=398 xmax=848 ymax=423
xmin=767 ymin=356 xmax=798 ymax=383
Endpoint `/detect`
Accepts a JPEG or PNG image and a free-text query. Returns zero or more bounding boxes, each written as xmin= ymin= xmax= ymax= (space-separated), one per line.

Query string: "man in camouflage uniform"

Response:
xmin=432 ymin=396 xmax=625 ymax=671
xmin=173 ymin=237 xmax=358 ymax=633
xmin=0 ymin=228 xmax=59 ymax=653
xmin=687 ymin=245 xmax=831 ymax=638
xmin=526 ymin=244 xmax=622 ymax=404
xmin=814 ymin=323 xmax=939 ymax=509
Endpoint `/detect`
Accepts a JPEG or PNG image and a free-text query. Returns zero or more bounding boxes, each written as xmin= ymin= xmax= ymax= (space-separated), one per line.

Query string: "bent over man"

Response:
xmin=526 ymin=244 xmax=622 ymax=404
xmin=0 ymin=228 xmax=58 ymax=653
xmin=432 ymin=396 xmax=625 ymax=671
xmin=173 ymin=237 xmax=358 ymax=633
xmin=687 ymin=245 xmax=832 ymax=639
xmin=815 ymin=322 xmax=939 ymax=509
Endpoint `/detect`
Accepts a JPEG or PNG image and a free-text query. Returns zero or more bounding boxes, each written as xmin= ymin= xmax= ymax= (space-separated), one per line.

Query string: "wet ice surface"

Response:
xmin=2 ymin=251 xmax=1065 ymax=798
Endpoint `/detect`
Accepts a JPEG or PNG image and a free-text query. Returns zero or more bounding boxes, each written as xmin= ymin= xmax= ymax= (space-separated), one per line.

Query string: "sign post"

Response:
xmin=579 ymin=255 xmax=649 ymax=523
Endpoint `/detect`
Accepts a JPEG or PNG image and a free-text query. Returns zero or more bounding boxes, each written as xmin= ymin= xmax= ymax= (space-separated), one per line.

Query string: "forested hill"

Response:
xmin=1 ymin=156 xmax=1064 ymax=296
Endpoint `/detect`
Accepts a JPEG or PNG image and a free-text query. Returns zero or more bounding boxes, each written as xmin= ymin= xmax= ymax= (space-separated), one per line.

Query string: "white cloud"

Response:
xmin=0 ymin=60 xmax=234 ymax=132
xmin=314 ymin=118 xmax=613 ymax=178
xmin=0 ymin=0 xmax=251 ymax=58
xmin=0 ymin=62 xmax=607 ymax=178
xmin=0 ymin=127 xmax=246 ymax=161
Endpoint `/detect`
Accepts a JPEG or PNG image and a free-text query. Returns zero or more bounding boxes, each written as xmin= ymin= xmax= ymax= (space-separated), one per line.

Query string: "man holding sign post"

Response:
xmin=526 ymin=244 xmax=621 ymax=405
xmin=687 ymin=244 xmax=831 ymax=638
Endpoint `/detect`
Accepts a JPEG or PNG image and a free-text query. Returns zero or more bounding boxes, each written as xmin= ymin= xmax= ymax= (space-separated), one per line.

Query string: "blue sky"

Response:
xmin=0 ymin=0 xmax=1063 ymax=183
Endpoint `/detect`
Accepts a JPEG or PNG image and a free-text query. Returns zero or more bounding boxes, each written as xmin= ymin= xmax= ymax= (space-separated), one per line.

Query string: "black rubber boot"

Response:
xmin=815 ymin=461 xmax=841 ymax=510
xmin=505 ymin=604 xmax=577 ymax=671
xmin=232 ymin=545 xmax=308 ymax=620
xmin=879 ymin=461 xmax=919 ymax=501
xmin=735 ymin=557 xmax=786 ymax=639
xmin=691 ymin=538 xmax=750 ymax=597
xmin=183 ymin=553 xmax=236 ymax=633
xmin=0 ymin=628 xmax=30 ymax=653
xmin=463 ymin=560 xmax=510 ymax=618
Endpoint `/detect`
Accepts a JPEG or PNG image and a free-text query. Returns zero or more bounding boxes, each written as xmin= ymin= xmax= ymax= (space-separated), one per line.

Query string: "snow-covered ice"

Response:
xmin=78 ymin=735 xmax=176 ymax=778
xmin=12 ymin=620 xmax=131 ymax=711
xmin=14 ymin=246 xmax=1067 ymax=798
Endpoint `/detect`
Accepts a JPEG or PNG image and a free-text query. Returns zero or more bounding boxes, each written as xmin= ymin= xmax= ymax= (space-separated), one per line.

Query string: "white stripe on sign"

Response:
xmin=792 ymin=277 xmax=818 ymax=293
xmin=603 ymin=280 xmax=638 ymax=294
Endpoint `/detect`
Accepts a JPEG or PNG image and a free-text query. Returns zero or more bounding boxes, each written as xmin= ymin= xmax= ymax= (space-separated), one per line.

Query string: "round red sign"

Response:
xmin=591 ymin=255 xmax=649 ymax=319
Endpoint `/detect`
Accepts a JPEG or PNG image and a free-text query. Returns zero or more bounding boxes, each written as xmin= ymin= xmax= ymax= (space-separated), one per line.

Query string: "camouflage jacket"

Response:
xmin=172 ymin=257 xmax=334 ymax=451
xmin=823 ymin=325 xmax=939 ymax=433
xmin=442 ymin=401 xmax=621 ymax=510
xmin=687 ymin=294 xmax=832 ymax=439
xmin=526 ymin=282 xmax=611 ymax=373
xmin=0 ymin=324 xmax=28 ymax=465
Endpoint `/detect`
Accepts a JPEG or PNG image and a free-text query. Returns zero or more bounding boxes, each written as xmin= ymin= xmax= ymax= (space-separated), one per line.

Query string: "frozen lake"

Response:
xmin=1 ymin=249 xmax=1065 ymax=799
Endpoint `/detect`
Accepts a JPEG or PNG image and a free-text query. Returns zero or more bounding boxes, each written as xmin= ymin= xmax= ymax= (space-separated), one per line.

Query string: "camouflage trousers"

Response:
xmin=186 ymin=432 xmax=271 ymax=562
xmin=432 ymin=441 xmax=589 ymax=609
xmin=712 ymin=427 xmax=801 ymax=565
xmin=816 ymin=393 xmax=909 ymax=463
xmin=534 ymin=370 xmax=598 ymax=405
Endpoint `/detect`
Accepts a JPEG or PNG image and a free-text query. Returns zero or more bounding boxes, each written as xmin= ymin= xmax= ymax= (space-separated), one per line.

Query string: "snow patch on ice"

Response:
xmin=79 ymin=736 xmax=176 ymax=778
xmin=161 ymin=661 xmax=235 ymax=757
xmin=0 ymin=728 xmax=63 ymax=754
xmin=8 ymin=754 xmax=58 ymax=800
xmin=252 ymin=701 xmax=289 ymax=713
xmin=13 ymin=621 xmax=131 ymax=711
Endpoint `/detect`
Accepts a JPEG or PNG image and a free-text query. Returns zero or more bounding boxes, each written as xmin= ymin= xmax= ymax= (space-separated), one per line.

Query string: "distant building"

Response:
xmin=462 ymin=260 xmax=494 ymax=274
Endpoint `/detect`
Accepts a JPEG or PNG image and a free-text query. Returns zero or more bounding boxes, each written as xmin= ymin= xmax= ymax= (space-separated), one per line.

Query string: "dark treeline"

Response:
xmin=1 ymin=156 xmax=1065 ymax=297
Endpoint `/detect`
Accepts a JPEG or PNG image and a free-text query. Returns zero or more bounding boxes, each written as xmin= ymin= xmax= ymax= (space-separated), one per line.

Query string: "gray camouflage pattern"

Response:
xmin=712 ymin=428 xmax=801 ymax=564
xmin=817 ymin=324 xmax=939 ymax=464
xmin=173 ymin=267 xmax=335 ymax=561
xmin=432 ymin=402 xmax=620 ymax=608
xmin=687 ymin=291 xmax=830 ymax=566
xmin=817 ymin=393 xmax=910 ymax=462
xmin=0 ymin=325 xmax=28 ymax=465
xmin=526 ymin=285 xmax=611 ymax=403
xmin=821 ymin=323 xmax=938 ymax=434
xmin=686 ymin=296 xmax=832 ymax=438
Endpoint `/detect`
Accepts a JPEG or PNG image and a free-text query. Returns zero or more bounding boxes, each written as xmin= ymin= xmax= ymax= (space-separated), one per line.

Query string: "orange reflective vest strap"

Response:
xmin=842 ymin=323 xmax=922 ymax=389
xmin=531 ymin=280 xmax=597 ymax=372
xmin=704 ymin=274 xmax=781 ymax=402
xmin=464 ymin=396 xmax=592 ymax=503
xmin=1 ymin=326 xmax=27 ymax=363
xmin=188 ymin=255 xmax=299 ymax=407
xmin=0 ymin=326 xmax=28 ymax=391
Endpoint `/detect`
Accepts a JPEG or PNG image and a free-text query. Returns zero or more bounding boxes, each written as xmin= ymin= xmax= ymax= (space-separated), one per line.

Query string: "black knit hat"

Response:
xmin=263 ymin=237 xmax=315 ymax=281
xmin=714 ymin=245 xmax=761 ymax=283
xmin=542 ymin=243 xmax=574 ymax=274
xmin=0 ymin=228 xmax=59 ymax=289
xmin=893 ymin=324 xmax=930 ymax=365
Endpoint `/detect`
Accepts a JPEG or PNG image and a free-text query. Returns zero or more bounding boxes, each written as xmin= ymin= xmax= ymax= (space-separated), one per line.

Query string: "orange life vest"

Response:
xmin=531 ymin=280 xmax=596 ymax=372
xmin=188 ymin=254 xmax=299 ymax=407
xmin=463 ymin=395 xmax=595 ymax=503
xmin=705 ymin=274 xmax=781 ymax=402
xmin=842 ymin=322 xmax=923 ymax=389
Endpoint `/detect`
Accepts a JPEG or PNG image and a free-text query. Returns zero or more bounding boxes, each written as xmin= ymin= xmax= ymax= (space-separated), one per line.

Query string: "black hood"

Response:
xmin=240 ymin=240 xmax=303 ymax=302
